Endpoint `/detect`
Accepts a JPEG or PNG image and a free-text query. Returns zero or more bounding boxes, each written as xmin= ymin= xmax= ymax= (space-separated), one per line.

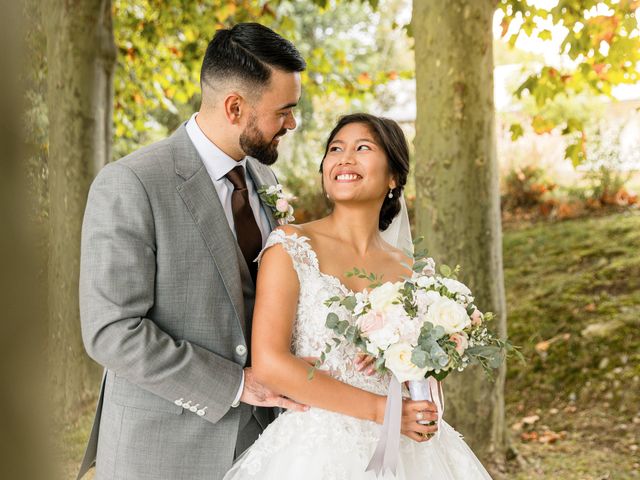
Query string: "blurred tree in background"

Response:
xmin=497 ymin=0 xmax=640 ymax=164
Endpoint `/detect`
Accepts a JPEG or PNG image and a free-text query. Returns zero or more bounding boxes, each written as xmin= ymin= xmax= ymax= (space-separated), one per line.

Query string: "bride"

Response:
xmin=224 ymin=113 xmax=492 ymax=479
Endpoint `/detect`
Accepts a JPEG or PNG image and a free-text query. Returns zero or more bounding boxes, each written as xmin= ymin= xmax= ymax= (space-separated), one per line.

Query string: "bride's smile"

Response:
xmin=323 ymin=122 xmax=395 ymax=204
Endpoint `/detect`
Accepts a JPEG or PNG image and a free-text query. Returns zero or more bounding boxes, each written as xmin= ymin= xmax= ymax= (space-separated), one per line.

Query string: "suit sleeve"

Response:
xmin=79 ymin=162 xmax=242 ymax=424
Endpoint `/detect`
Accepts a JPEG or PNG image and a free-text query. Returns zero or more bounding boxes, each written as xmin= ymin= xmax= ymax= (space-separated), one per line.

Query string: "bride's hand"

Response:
xmin=401 ymin=399 xmax=439 ymax=443
xmin=240 ymin=367 xmax=309 ymax=412
xmin=354 ymin=353 xmax=377 ymax=376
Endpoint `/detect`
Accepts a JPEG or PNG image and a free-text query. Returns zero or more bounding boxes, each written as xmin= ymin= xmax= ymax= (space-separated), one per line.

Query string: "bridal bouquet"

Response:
xmin=318 ymin=242 xmax=520 ymax=474
xmin=320 ymin=251 xmax=518 ymax=385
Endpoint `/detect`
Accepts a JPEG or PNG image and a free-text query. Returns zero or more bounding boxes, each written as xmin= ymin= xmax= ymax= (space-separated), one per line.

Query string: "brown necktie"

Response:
xmin=225 ymin=165 xmax=262 ymax=284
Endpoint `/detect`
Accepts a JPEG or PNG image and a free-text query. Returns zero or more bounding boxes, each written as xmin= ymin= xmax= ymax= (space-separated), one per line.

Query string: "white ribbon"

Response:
xmin=365 ymin=375 xmax=403 ymax=476
xmin=366 ymin=376 xmax=445 ymax=477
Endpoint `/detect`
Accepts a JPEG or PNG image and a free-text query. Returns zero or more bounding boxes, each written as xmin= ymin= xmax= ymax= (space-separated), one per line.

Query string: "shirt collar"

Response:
xmin=185 ymin=113 xmax=247 ymax=181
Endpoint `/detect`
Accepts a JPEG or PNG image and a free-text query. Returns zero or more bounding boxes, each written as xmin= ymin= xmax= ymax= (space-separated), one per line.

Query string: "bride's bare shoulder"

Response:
xmin=276 ymin=220 xmax=325 ymax=239
xmin=273 ymin=223 xmax=304 ymax=236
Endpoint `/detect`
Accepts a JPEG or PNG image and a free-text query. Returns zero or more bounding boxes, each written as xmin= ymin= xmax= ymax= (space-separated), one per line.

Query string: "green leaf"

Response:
xmin=509 ymin=123 xmax=524 ymax=141
xmin=411 ymin=348 xmax=428 ymax=368
xmin=337 ymin=320 xmax=349 ymax=334
xmin=326 ymin=313 xmax=339 ymax=329
xmin=439 ymin=264 xmax=452 ymax=277
xmin=341 ymin=296 xmax=357 ymax=311
xmin=565 ymin=142 xmax=585 ymax=167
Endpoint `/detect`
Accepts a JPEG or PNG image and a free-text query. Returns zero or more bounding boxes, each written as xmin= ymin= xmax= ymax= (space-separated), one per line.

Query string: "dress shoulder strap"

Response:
xmin=257 ymin=229 xmax=319 ymax=273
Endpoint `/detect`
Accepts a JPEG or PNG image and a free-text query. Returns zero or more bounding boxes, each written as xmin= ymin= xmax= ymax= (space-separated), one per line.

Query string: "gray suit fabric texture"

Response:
xmin=77 ymin=123 xmax=279 ymax=480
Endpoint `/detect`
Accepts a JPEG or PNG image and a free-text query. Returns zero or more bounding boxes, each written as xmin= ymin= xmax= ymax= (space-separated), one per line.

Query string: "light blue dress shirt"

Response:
xmin=185 ymin=113 xmax=271 ymax=246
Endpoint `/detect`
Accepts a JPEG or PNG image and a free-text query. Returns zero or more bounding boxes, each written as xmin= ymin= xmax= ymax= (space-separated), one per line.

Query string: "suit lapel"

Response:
xmin=171 ymin=125 xmax=246 ymax=332
xmin=246 ymin=158 xmax=278 ymax=231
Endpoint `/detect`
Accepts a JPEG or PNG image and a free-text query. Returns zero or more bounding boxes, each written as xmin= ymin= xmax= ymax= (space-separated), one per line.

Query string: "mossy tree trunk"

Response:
xmin=46 ymin=0 xmax=116 ymax=421
xmin=412 ymin=0 xmax=508 ymax=464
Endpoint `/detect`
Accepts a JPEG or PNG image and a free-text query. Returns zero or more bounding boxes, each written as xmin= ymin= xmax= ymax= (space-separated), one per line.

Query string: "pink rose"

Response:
xmin=470 ymin=309 xmax=483 ymax=327
xmin=357 ymin=311 xmax=385 ymax=335
xmin=450 ymin=333 xmax=469 ymax=355
xmin=276 ymin=198 xmax=290 ymax=213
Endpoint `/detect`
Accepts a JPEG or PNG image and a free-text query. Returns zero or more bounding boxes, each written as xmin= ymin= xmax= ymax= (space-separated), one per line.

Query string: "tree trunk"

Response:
xmin=412 ymin=0 xmax=507 ymax=465
xmin=46 ymin=0 xmax=116 ymax=421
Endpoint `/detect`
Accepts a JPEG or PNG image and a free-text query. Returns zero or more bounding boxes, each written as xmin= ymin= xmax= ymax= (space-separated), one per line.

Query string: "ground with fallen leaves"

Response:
xmin=60 ymin=210 xmax=640 ymax=479
xmin=497 ymin=209 xmax=640 ymax=479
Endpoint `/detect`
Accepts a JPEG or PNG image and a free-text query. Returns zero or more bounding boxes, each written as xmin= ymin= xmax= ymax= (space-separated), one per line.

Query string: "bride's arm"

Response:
xmin=251 ymin=238 xmax=438 ymax=441
xmin=252 ymin=240 xmax=384 ymax=423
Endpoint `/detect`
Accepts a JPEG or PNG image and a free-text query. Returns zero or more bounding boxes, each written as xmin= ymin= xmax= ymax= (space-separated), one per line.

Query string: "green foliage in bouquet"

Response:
xmin=308 ymin=238 xmax=522 ymax=381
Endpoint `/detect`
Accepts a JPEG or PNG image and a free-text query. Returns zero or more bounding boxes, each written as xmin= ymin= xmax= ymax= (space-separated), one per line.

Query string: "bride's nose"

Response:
xmin=338 ymin=149 xmax=356 ymax=165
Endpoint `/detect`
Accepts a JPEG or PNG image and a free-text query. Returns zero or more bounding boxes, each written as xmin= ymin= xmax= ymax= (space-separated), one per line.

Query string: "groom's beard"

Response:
xmin=239 ymin=115 xmax=286 ymax=166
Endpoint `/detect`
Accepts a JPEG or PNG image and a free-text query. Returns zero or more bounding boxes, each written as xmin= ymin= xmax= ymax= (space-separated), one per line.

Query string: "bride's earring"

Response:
xmin=388 ymin=188 xmax=394 ymax=199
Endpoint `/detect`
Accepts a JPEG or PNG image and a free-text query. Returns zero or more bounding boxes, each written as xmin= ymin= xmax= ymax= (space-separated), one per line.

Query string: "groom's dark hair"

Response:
xmin=200 ymin=23 xmax=305 ymax=96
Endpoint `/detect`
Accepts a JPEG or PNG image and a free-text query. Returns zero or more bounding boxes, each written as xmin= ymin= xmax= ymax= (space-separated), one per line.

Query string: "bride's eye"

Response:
xmin=329 ymin=145 xmax=343 ymax=152
xmin=357 ymin=144 xmax=372 ymax=151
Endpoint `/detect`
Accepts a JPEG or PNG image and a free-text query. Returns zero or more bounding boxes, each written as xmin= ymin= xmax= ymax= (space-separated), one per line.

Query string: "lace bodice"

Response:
xmin=258 ymin=229 xmax=390 ymax=396
xmin=225 ymin=229 xmax=491 ymax=480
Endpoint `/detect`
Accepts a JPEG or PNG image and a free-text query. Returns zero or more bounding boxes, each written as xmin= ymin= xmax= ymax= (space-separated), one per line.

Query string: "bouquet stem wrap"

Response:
xmin=365 ymin=376 xmax=445 ymax=477
xmin=408 ymin=377 xmax=445 ymax=441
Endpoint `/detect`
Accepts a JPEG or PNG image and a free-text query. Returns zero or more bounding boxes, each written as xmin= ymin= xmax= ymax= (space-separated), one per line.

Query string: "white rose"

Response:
xmin=366 ymin=324 xmax=400 ymax=353
xmin=368 ymin=281 xmax=403 ymax=313
xmin=384 ymin=342 xmax=429 ymax=383
xmin=441 ymin=278 xmax=472 ymax=297
xmin=425 ymin=297 xmax=471 ymax=334
xmin=398 ymin=316 xmax=422 ymax=345
xmin=421 ymin=257 xmax=436 ymax=276
xmin=415 ymin=290 xmax=443 ymax=318
xmin=416 ymin=275 xmax=436 ymax=289
xmin=266 ymin=185 xmax=279 ymax=195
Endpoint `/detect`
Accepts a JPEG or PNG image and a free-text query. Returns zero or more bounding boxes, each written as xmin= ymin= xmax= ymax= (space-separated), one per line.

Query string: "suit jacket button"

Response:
xmin=236 ymin=345 xmax=247 ymax=356
xmin=197 ymin=407 xmax=207 ymax=417
xmin=183 ymin=401 xmax=192 ymax=409
xmin=174 ymin=398 xmax=184 ymax=407
xmin=190 ymin=404 xmax=199 ymax=413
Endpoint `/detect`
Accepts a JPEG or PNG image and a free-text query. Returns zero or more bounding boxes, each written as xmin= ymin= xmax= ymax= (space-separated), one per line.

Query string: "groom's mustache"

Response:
xmin=272 ymin=129 xmax=287 ymax=142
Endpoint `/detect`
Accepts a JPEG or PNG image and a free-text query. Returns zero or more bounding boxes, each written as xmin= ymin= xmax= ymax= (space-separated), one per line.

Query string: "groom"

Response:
xmin=77 ymin=23 xmax=306 ymax=479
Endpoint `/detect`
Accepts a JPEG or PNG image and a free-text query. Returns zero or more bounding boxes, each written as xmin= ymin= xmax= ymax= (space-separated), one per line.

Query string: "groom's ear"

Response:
xmin=223 ymin=93 xmax=244 ymax=125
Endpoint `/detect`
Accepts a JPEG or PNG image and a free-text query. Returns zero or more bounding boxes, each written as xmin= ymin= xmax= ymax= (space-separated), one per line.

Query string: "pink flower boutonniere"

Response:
xmin=258 ymin=184 xmax=297 ymax=225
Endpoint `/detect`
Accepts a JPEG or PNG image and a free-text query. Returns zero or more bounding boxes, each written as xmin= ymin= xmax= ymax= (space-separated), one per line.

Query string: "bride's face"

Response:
xmin=322 ymin=122 xmax=396 ymax=205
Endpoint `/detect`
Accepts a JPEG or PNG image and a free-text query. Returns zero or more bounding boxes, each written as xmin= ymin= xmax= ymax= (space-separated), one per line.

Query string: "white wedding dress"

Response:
xmin=224 ymin=230 xmax=492 ymax=480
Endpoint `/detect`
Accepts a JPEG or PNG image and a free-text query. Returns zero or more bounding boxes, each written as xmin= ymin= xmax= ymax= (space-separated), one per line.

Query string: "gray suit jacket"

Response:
xmin=77 ymin=124 xmax=278 ymax=479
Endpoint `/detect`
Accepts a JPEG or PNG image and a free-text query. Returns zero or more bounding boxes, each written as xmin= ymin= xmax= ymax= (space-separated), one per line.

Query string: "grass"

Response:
xmin=500 ymin=209 xmax=640 ymax=479
xmin=61 ymin=210 xmax=640 ymax=479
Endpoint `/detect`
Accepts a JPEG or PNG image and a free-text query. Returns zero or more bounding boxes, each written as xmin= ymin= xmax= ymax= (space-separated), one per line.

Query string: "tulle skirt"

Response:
xmin=224 ymin=408 xmax=492 ymax=479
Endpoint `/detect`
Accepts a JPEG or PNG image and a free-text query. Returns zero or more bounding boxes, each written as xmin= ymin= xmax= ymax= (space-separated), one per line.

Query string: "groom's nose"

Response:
xmin=284 ymin=112 xmax=297 ymax=130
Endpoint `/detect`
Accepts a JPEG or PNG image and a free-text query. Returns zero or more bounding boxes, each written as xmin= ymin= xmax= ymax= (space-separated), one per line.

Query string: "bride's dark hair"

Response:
xmin=320 ymin=113 xmax=410 ymax=231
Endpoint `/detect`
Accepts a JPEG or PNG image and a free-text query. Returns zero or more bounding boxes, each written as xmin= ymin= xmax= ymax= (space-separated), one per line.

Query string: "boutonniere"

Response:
xmin=258 ymin=184 xmax=297 ymax=225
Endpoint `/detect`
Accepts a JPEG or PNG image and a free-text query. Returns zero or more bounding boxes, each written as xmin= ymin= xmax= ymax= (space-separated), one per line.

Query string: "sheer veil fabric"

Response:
xmin=380 ymin=194 xmax=413 ymax=255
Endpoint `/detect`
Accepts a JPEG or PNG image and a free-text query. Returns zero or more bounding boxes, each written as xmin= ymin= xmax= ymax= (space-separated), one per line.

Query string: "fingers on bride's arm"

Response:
xmin=355 ymin=354 xmax=376 ymax=374
xmin=251 ymin=238 xmax=300 ymax=389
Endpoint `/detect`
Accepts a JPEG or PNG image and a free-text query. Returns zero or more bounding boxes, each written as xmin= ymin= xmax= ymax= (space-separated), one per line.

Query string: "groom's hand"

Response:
xmin=240 ymin=367 xmax=309 ymax=412
xmin=354 ymin=353 xmax=377 ymax=376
